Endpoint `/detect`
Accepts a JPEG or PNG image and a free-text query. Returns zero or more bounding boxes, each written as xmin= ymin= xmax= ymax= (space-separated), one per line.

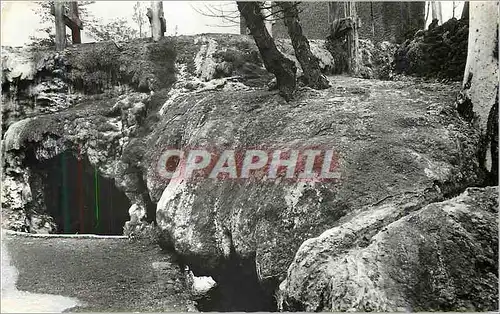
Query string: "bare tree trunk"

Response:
xmin=370 ymin=2 xmax=375 ymax=37
xmin=459 ymin=1 xmax=499 ymax=183
xmin=425 ymin=1 xmax=430 ymax=25
xmin=436 ymin=1 xmax=443 ymax=23
xmin=326 ymin=2 xmax=353 ymax=74
xmin=346 ymin=2 xmax=359 ymax=76
xmin=278 ymin=2 xmax=329 ymax=89
xmin=431 ymin=1 xmax=437 ymax=20
xmin=237 ymin=1 xmax=297 ymax=100
xmin=151 ymin=1 xmax=164 ymax=41
xmin=431 ymin=1 xmax=438 ymax=22
xmin=431 ymin=1 xmax=443 ymax=24
xmin=461 ymin=1 xmax=469 ymax=20
xmin=328 ymin=2 xmax=343 ymax=24
xmin=54 ymin=1 xmax=66 ymax=51
xmin=68 ymin=2 xmax=82 ymax=44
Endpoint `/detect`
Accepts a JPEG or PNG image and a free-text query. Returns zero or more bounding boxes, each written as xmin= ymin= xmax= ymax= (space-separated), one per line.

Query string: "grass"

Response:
xmin=3 ymin=234 xmax=195 ymax=312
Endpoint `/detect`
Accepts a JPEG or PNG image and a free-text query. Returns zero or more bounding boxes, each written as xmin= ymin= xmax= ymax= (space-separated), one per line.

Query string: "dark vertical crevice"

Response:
xmin=486 ymin=92 xmax=499 ymax=185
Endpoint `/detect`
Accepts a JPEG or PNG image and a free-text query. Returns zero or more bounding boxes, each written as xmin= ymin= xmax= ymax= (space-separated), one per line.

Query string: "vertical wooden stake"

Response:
xmin=54 ymin=1 xmax=66 ymax=51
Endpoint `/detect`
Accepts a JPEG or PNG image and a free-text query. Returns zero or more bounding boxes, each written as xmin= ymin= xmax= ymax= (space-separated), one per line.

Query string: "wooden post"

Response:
xmin=346 ymin=1 xmax=359 ymax=76
xmin=68 ymin=2 xmax=82 ymax=44
xmin=54 ymin=1 xmax=66 ymax=51
xmin=52 ymin=1 xmax=83 ymax=49
xmin=150 ymin=1 xmax=164 ymax=41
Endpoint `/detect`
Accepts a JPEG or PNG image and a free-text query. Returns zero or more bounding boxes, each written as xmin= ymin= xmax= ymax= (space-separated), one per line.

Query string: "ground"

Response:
xmin=1 ymin=232 xmax=195 ymax=312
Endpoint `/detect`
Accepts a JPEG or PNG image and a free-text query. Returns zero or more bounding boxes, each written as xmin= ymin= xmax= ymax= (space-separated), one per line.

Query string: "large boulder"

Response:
xmin=279 ymin=186 xmax=498 ymax=311
xmin=148 ymin=76 xmax=484 ymax=287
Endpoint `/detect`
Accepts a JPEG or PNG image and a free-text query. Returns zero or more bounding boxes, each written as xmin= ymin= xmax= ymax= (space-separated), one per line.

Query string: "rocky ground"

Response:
xmin=1 ymin=33 xmax=497 ymax=311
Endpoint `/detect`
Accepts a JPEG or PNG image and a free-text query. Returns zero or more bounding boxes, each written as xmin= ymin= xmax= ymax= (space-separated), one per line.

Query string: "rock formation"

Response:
xmin=279 ymin=186 xmax=498 ymax=311
xmin=1 ymin=34 xmax=497 ymax=311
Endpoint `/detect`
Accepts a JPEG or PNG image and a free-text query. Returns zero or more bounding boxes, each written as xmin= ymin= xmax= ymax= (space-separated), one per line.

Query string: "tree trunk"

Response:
xmin=150 ymin=1 xmax=164 ymax=41
xmin=345 ymin=2 xmax=359 ymax=76
xmin=54 ymin=1 xmax=66 ymax=51
xmin=237 ymin=1 xmax=297 ymax=100
xmin=436 ymin=1 xmax=443 ymax=23
xmin=460 ymin=1 xmax=499 ymax=184
xmin=278 ymin=2 xmax=329 ymax=89
xmin=328 ymin=2 xmax=345 ymax=24
xmin=461 ymin=1 xmax=469 ymax=20
xmin=430 ymin=1 xmax=442 ymax=23
xmin=425 ymin=1 xmax=430 ymax=24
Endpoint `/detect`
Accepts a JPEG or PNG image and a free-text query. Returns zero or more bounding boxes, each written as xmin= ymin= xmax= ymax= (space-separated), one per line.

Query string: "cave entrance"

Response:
xmin=29 ymin=150 xmax=131 ymax=235
xmin=193 ymin=254 xmax=277 ymax=312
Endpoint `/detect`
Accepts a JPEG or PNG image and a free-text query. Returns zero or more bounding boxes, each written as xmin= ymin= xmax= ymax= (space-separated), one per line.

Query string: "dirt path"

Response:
xmin=1 ymin=233 xmax=80 ymax=313
xmin=1 ymin=231 xmax=195 ymax=312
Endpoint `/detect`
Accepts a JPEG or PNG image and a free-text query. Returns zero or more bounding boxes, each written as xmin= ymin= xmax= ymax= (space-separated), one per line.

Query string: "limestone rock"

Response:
xmin=0 ymin=36 xmax=494 ymax=311
xmin=1 ymin=47 xmax=36 ymax=83
xmin=279 ymin=186 xmax=498 ymax=311
xmin=29 ymin=214 xmax=57 ymax=234
xmin=275 ymin=39 xmax=335 ymax=75
xmin=186 ymin=270 xmax=217 ymax=298
xmin=150 ymin=76 xmax=484 ymax=284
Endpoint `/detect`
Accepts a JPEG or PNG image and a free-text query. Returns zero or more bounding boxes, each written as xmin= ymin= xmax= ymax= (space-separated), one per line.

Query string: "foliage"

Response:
xmin=68 ymin=42 xmax=122 ymax=93
xmin=29 ymin=1 xmax=140 ymax=47
xmin=394 ymin=17 xmax=469 ymax=80
xmin=132 ymin=1 xmax=149 ymax=38
xmin=29 ymin=1 xmax=96 ymax=47
xmin=86 ymin=18 xmax=139 ymax=42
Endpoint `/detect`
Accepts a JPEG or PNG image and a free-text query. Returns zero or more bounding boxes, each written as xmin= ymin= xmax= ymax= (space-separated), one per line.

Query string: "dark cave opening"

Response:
xmin=28 ymin=149 xmax=131 ymax=235
xmin=193 ymin=254 xmax=277 ymax=312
